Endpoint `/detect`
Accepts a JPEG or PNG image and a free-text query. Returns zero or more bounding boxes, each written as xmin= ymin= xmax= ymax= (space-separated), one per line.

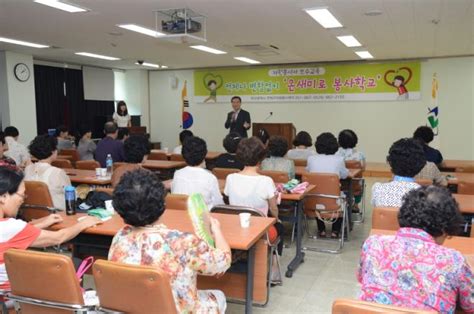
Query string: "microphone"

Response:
xmin=264 ymin=112 xmax=273 ymax=121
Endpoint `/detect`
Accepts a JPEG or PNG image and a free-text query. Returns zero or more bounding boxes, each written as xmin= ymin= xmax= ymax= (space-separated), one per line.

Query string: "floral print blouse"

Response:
xmin=358 ymin=228 xmax=474 ymax=313
xmin=109 ymin=224 xmax=231 ymax=313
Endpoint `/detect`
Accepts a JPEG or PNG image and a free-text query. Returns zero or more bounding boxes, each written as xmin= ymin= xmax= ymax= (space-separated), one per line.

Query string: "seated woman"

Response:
xmin=287 ymin=131 xmax=315 ymax=160
xmin=214 ymin=132 xmax=244 ymax=170
xmin=24 ymin=135 xmax=71 ymax=210
xmin=372 ymin=138 xmax=425 ymax=207
xmin=358 ymin=186 xmax=473 ymax=313
xmin=336 ymin=129 xmax=365 ymax=167
xmin=109 ymin=169 xmax=231 ymax=313
xmin=0 ymin=167 xmax=100 ymax=292
xmin=261 ymin=136 xmax=295 ymax=180
xmin=306 ymin=132 xmax=349 ymax=238
xmin=0 ymin=132 xmax=18 ymax=171
xmin=224 ymin=137 xmax=284 ymax=255
xmin=173 ymin=130 xmax=193 ymax=154
xmin=171 ymin=136 xmax=223 ymax=209
xmin=76 ymin=125 xmax=96 ymax=161
xmin=56 ymin=125 xmax=74 ymax=151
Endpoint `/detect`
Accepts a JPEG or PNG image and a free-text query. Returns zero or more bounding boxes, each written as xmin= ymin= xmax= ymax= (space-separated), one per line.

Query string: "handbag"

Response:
xmin=76 ymin=256 xmax=94 ymax=292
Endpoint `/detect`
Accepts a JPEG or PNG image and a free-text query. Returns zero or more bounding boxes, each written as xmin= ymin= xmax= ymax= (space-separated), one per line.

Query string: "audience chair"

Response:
xmin=4 ymin=249 xmax=94 ymax=314
xmin=113 ymin=162 xmax=127 ymax=171
xmin=212 ymin=167 xmax=240 ymax=180
xmin=51 ymin=159 xmax=73 ymax=170
xmin=458 ymin=181 xmax=474 ymax=195
xmin=93 ymin=260 xmax=177 ymax=314
xmin=169 ymin=154 xmax=185 ymax=162
xmin=165 ymin=193 xmax=188 ymax=210
xmin=111 ymin=164 xmax=142 ymax=188
xmin=58 ymin=149 xmax=80 ymax=165
xmin=211 ymin=204 xmax=282 ymax=294
xmin=1 ymin=289 xmax=10 ymax=314
xmin=147 ymin=152 xmax=169 ymax=161
xmin=344 ymin=160 xmax=366 ymax=223
xmin=331 ymin=298 xmax=437 ymax=313
xmin=302 ymin=173 xmax=348 ymax=254
xmin=292 ymin=159 xmax=307 ymax=167
xmin=371 ymin=207 xmax=400 ymax=231
xmin=258 ymin=170 xmax=290 ymax=184
xmin=20 ymin=181 xmax=57 ymax=221
xmin=75 ymin=160 xmax=100 ymax=171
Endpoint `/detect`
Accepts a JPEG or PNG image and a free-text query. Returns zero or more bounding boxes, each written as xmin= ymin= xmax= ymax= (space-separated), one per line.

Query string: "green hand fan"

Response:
xmin=187 ymin=193 xmax=215 ymax=247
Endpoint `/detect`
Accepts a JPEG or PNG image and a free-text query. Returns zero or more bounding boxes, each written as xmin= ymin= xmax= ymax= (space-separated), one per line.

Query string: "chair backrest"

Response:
xmin=51 ymin=159 xmax=73 ymax=170
xmin=415 ymin=178 xmax=432 ymax=186
xmin=4 ymin=249 xmax=84 ymax=314
xmin=169 ymin=154 xmax=185 ymax=162
xmin=455 ymin=166 xmax=474 ymax=173
xmin=165 ymin=194 xmax=188 ymax=210
xmin=93 ymin=260 xmax=177 ymax=314
xmin=372 ymin=207 xmax=400 ymax=231
xmin=58 ymin=149 xmax=80 ymax=164
xmin=332 ymin=298 xmax=437 ymax=314
xmin=258 ymin=170 xmax=290 ymax=184
xmin=302 ymin=173 xmax=341 ymax=215
xmin=147 ymin=152 xmax=168 ymax=161
xmin=345 ymin=160 xmax=365 ymax=170
xmin=292 ymin=159 xmax=307 ymax=167
xmin=111 ymin=164 xmax=142 ymax=188
xmin=458 ymin=182 xmax=474 ymax=195
xmin=21 ymin=181 xmax=55 ymax=221
xmin=212 ymin=167 xmax=240 ymax=180
xmin=113 ymin=162 xmax=127 ymax=171
xmin=75 ymin=160 xmax=100 ymax=170
xmin=211 ymin=204 xmax=265 ymax=217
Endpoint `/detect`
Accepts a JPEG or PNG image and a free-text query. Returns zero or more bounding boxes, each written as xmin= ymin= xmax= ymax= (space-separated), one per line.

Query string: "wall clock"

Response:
xmin=14 ymin=63 xmax=30 ymax=82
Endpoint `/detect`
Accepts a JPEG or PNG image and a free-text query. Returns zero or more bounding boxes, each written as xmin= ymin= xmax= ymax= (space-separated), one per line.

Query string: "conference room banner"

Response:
xmin=194 ymin=61 xmax=421 ymax=103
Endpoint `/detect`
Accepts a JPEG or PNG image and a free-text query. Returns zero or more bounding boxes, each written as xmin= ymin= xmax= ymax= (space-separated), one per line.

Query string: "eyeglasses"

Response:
xmin=15 ymin=192 xmax=28 ymax=200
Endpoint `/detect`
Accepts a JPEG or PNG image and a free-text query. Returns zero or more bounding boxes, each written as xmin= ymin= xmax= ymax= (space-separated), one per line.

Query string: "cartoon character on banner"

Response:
xmin=203 ymin=73 xmax=223 ymax=103
xmin=181 ymin=80 xmax=193 ymax=129
xmin=384 ymin=67 xmax=413 ymax=100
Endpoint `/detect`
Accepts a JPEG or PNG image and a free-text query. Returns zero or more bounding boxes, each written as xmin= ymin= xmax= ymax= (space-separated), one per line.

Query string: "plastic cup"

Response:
xmin=163 ymin=147 xmax=169 ymax=154
xmin=95 ymin=168 xmax=101 ymax=177
xmin=239 ymin=213 xmax=251 ymax=228
xmin=100 ymin=168 xmax=107 ymax=177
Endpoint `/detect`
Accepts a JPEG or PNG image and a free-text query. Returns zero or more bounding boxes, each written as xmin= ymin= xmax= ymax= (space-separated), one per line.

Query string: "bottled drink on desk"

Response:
xmin=106 ymin=154 xmax=113 ymax=177
xmin=65 ymin=185 xmax=76 ymax=215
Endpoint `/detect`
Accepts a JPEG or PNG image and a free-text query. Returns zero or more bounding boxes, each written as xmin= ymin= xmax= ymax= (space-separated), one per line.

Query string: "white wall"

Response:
xmin=0 ymin=51 xmax=37 ymax=145
xmin=149 ymin=57 xmax=474 ymax=162
xmin=123 ymin=70 xmax=150 ymax=129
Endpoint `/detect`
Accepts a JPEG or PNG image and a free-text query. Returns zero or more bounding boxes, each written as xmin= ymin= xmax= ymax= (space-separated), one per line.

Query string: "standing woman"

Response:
xmin=113 ymin=101 xmax=131 ymax=128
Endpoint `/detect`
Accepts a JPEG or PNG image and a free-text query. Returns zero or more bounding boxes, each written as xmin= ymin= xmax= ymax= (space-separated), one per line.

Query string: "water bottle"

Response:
xmin=65 ymin=186 xmax=76 ymax=215
xmin=106 ymin=154 xmax=113 ymax=177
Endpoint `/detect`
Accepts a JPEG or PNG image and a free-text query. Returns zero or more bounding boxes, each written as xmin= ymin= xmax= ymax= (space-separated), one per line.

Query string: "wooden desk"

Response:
xmin=440 ymin=160 xmax=474 ymax=172
xmin=453 ymin=194 xmax=474 ymax=214
xmin=65 ymin=169 xmax=111 ymax=186
xmin=52 ymin=211 xmax=274 ymax=312
xmin=445 ymin=172 xmax=474 ymax=184
xmin=150 ymin=150 xmax=222 ymax=160
xmin=142 ymin=160 xmax=186 ymax=179
xmin=295 ymin=167 xmax=361 ymax=178
xmin=363 ymin=162 xmax=392 ymax=177
xmin=370 ymin=229 xmax=474 ymax=255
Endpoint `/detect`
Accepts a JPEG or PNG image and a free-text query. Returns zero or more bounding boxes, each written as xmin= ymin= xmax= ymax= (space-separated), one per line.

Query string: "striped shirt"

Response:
xmin=0 ymin=218 xmax=41 ymax=290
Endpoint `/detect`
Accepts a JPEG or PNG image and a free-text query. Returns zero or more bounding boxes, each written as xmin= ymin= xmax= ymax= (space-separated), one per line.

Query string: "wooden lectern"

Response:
xmin=252 ymin=123 xmax=296 ymax=145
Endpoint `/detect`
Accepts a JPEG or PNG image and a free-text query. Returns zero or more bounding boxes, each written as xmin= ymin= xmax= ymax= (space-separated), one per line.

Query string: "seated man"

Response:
xmin=413 ymin=126 xmax=443 ymax=165
xmin=95 ymin=122 xmax=125 ymax=167
xmin=372 ymin=138 xmax=425 ymax=207
xmin=171 ymin=136 xmax=223 ymax=209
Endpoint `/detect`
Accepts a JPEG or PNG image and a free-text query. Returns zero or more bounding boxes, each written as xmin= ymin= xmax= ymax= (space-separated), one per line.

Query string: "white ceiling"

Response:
xmin=0 ymin=0 xmax=473 ymax=70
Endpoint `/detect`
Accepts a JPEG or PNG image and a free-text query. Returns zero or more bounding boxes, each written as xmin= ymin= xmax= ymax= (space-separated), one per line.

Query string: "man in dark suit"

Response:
xmin=224 ymin=96 xmax=251 ymax=138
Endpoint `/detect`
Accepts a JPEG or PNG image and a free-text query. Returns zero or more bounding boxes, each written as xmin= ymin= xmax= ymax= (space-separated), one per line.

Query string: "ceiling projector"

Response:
xmin=161 ymin=10 xmax=202 ymax=34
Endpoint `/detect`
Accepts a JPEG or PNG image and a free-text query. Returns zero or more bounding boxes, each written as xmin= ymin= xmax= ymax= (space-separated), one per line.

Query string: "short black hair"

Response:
xmin=0 ymin=132 xmax=5 ymax=145
xmin=223 ymin=132 xmax=242 ymax=154
xmin=78 ymin=125 xmax=91 ymax=139
xmin=182 ymin=136 xmax=207 ymax=166
xmin=293 ymin=131 xmax=312 ymax=147
xmin=399 ymin=186 xmax=463 ymax=237
xmin=208 ymin=80 xmax=217 ymax=86
xmin=231 ymin=96 xmax=242 ymax=102
xmin=338 ymin=129 xmax=358 ymax=149
xmin=387 ymin=138 xmax=426 ymax=177
xmin=268 ymin=136 xmax=289 ymax=157
xmin=29 ymin=135 xmax=58 ymax=160
xmin=0 ymin=167 xmax=24 ymax=196
xmin=124 ymin=135 xmax=151 ymax=163
xmin=315 ymin=132 xmax=338 ymax=155
xmin=56 ymin=125 xmax=69 ymax=137
xmin=413 ymin=126 xmax=434 ymax=144
xmin=117 ymin=128 xmax=129 ymax=140
xmin=179 ymin=130 xmax=193 ymax=144
xmin=256 ymin=128 xmax=270 ymax=145
xmin=394 ymin=75 xmax=405 ymax=82
xmin=236 ymin=137 xmax=267 ymax=166
xmin=4 ymin=126 xmax=19 ymax=138
xmin=113 ymin=169 xmax=166 ymax=227
xmin=104 ymin=122 xmax=118 ymax=135
xmin=116 ymin=101 xmax=128 ymax=116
